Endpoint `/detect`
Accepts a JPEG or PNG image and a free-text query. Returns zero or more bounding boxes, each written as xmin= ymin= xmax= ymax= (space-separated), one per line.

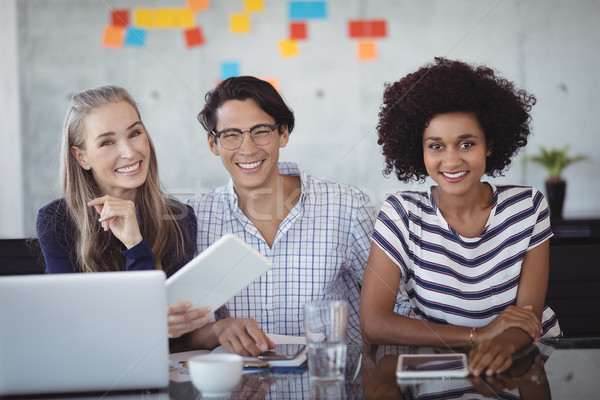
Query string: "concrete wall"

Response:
xmin=3 ymin=0 xmax=599 ymax=237
xmin=0 ymin=0 xmax=24 ymax=238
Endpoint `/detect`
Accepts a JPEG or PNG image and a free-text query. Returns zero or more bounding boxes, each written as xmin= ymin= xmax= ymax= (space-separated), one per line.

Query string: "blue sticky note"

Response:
xmin=289 ymin=1 xmax=327 ymax=20
xmin=125 ymin=28 xmax=146 ymax=47
xmin=221 ymin=62 xmax=240 ymax=80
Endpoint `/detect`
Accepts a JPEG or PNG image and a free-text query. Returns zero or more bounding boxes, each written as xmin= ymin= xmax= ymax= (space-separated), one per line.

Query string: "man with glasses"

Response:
xmin=183 ymin=76 xmax=408 ymax=356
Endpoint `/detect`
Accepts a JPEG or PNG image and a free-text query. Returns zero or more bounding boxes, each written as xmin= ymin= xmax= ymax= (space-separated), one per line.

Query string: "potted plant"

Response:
xmin=524 ymin=145 xmax=588 ymax=220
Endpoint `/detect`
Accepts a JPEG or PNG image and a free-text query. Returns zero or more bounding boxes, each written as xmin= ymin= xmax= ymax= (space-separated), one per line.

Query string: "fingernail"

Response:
xmin=260 ymin=344 xmax=268 ymax=352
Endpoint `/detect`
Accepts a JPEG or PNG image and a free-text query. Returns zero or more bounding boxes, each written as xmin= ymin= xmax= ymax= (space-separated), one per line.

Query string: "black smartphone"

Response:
xmin=257 ymin=343 xmax=307 ymax=361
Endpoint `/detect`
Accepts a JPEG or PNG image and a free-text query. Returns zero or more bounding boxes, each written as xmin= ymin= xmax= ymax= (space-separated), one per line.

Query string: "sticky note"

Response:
xmin=125 ymin=27 xmax=146 ymax=46
xmin=221 ymin=62 xmax=240 ymax=80
xmin=369 ymin=20 xmax=387 ymax=38
xmin=230 ymin=13 xmax=251 ymax=33
xmin=187 ymin=0 xmax=210 ymax=13
xmin=111 ymin=9 xmax=129 ymax=27
xmin=102 ymin=26 xmax=125 ymax=48
xmin=244 ymin=0 xmax=264 ymax=12
xmin=357 ymin=40 xmax=377 ymax=61
xmin=348 ymin=20 xmax=365 ymax=38
xmin=175 ymin=9 xmax=195 ymax=28
xmin=279 ymin=39 xmax=300 ymax=58
xmin=289 ymin=1 xmax=327 ymax=20
xmin=260 ymin=77 xmax=280 ymax=92
xmin=134 ymin=9 xmax=154 ymax=28
xmin=185 ymin=27 xmax=205 ymax=47
xmin=290 ymin=22 xmax=307 ymax=40
xmin=156 ymin=9 xmax=177 ymax=28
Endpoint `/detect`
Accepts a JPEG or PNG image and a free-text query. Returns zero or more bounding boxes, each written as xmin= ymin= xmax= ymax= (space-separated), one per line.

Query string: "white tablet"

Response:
xmin=396 ymin=354 xmax=469 ymax=379
xmin=166 ymin=234 xmax=272 ymax=311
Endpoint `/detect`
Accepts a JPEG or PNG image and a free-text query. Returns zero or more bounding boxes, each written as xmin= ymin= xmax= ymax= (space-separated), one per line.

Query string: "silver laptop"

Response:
xmin=0 ymin=270 xmax=169 ymax=396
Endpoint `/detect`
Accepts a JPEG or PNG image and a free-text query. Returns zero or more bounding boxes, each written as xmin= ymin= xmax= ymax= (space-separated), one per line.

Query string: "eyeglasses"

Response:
xmin=212 ymin=124 xmax=279 ymax=150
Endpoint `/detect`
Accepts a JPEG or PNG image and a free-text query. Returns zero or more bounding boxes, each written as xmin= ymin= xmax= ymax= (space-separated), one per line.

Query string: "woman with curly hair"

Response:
xmin=36 ymin=85 xmax=211 ymax=340
xmin=360 ymin=58 xmax=561 ymax=376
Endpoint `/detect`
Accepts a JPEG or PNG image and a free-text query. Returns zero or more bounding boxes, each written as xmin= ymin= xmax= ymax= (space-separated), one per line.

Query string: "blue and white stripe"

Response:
xmin=373 ymin=184 xmax=561 ymax=338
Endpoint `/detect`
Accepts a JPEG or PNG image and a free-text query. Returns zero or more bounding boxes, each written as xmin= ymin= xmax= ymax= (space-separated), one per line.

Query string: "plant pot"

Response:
xmin=545 ymin=179 xmax=566 ymax=220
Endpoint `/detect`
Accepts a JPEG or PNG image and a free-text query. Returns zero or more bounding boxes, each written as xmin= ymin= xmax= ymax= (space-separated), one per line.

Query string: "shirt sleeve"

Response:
xmin=37 ymin=201 xmax=78 ymax=274
xmin=372 ymin=194 xmax=411 ymax=281
xmin=121 ymin=239 xmax=156 ymax=271
xmin=529 ymin=188 xmax=554 ymax=250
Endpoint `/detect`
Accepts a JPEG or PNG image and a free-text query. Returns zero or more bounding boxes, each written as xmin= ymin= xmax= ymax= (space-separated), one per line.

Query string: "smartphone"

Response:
xmin=396 ymin=353 xmax=469 ymax=379
xmin=257 ymin=344 xmax=307 ymax=361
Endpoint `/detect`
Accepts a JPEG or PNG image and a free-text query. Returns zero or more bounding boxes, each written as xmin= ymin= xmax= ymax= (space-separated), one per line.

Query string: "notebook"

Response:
xmin=166 ymin=233 xmax=272 ymax=311
xmin=0 ymin=270 xmax=169 ymax=396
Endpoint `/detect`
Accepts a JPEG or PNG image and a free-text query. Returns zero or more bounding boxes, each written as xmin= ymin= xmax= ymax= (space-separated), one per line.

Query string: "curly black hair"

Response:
xmin=377 ymin=57 xmax=536 ymax=182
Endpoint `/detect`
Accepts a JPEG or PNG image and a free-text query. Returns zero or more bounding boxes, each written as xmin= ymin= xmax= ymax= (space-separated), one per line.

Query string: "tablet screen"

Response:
xmin=396 ymin=354 xmax=468 ymax=378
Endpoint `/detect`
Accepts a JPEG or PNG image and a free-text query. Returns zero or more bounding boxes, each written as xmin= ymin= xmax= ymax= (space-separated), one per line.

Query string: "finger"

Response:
xmin=246 ymin=324 xmax=271 ymax=353
xmin=485 ymin=352 xmax=512 ymax=376
xmin=168 ymin=302 xmax=194 ymax=314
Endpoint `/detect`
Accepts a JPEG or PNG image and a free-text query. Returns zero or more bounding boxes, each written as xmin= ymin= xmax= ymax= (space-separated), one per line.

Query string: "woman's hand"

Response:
xmin=475 ymin=305 xmax=542 ymax=344
xmin=88 ymin=195 xmax=143 ymax=248
xmin=168 ymin=302 xmax=213 ymax=338
xmin=468 ymin=339 xmax=514 ymax=376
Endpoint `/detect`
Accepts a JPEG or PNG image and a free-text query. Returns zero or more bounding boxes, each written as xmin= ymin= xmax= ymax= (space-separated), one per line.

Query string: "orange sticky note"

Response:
xmin=230 ymin=13 xmax=251 ymax=33
xmin=357 ymin=40 xmax=377 ymax=61
xmin=134 ymin=9 xmax=154 ymax=28
xmin=187 ymin=0 xmax=210 ymax=13
xmin=185 ymin=27 xmax=205 ymax=47
xmin=279 ymin=39 xmax=300 ymax=58
xmin=111 ymin=9 xmax=129 ymax=27
xmin=369 ymin=20 xmax=387 ymax=38
xmin=290 ymin=22 xmax=307 ymax=40
xmin=244 ymin=0 xmax=264 ymax=12
xmin=102 ymin=26 xmax=125 ymax=48
xmin=349 ymin=20 xmax=365 ymax=38
xmin=260 ymin=77 xmax=280 ymax=92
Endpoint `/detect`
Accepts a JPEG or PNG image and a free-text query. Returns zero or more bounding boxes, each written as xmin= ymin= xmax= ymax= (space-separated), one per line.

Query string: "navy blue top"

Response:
xmin=36 ymin=198 xmax=197 ymax=278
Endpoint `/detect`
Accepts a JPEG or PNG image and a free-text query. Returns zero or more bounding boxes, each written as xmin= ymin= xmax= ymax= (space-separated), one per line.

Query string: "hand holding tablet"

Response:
xmin=166 ymin=234 xmax=272 ymax=311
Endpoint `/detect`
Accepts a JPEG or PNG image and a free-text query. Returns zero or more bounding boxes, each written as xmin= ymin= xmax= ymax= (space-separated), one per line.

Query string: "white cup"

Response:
xmin=188 ymin=353 xmax=243 ymax=397
xmin=304 ymin=300 xmax=348 ymax=380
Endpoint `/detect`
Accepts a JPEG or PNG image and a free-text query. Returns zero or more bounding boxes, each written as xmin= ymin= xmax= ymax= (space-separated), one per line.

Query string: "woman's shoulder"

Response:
xmin=37 ymin=198 xmax=69 ymax=229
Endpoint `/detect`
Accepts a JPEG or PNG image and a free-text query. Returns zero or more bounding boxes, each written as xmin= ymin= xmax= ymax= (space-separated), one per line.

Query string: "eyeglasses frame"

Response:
xmin=211 ymin=123 xmax=280 ymax=150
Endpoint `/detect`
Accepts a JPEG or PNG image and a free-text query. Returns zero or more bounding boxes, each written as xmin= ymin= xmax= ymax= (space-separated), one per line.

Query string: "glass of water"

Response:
xmin=303 ymin=300 xmax=348 ymax=380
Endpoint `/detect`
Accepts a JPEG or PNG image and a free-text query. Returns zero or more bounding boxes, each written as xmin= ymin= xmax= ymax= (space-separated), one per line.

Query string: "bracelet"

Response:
xmin=469 ymin=327 xmax=477 ymax=347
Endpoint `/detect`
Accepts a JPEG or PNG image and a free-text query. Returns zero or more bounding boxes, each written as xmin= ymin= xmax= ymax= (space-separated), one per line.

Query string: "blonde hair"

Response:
xmin=60 ymin=85 xmax=189 ymax=273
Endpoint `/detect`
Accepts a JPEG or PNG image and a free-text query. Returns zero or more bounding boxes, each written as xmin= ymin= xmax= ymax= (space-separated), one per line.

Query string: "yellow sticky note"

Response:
xmin=187 ymin=0 xmax=210 ymax=13
xmin=230 ymin=13 xmax=251 ymax=33
xmin=156 ymin=9 xmax=177 ymax=28
xmin=279 ymin=39 xmax=300 ymax=58
xmin=357 ymin=40 xmax=377 ymax=61
xmin=134 ymin=9 xmax=154 ymax=28
xmin=102 ymin=26 xmax=125 ymax=48
xmin=175 ymin=9 xmax=195 ymax=28
xmin=244 ymin=0 xmax=264 ymax=12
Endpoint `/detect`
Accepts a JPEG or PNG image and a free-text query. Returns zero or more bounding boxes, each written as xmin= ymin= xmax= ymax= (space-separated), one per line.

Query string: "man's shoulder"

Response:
xmin=186 ymin=185 xmax=231 ymax=208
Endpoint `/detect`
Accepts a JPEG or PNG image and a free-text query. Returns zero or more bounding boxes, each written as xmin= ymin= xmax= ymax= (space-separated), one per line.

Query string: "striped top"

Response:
xmin=372 ymin=183 xmax=561 ymax=338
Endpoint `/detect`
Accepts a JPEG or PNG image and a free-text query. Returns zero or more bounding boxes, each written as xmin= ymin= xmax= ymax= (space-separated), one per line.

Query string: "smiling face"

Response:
xmin=208 ymin=98 xmax=289 ymax=198
xmin=71 ymin=101 xmax=151 ymax=200
xmin=422 ymin=112 xmax=491 ymax=198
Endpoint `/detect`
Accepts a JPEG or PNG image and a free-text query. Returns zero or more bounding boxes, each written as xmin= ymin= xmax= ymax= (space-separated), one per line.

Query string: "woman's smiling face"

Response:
xmin=71 ymin=101 xmax=151 ymax=199
xmin=422 ymin=112 xmax=491 ymax=198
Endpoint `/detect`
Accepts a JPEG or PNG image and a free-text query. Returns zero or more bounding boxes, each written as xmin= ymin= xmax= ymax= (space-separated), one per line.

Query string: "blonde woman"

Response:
xmin=36 ymin=85 xmax=210 ymax=340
